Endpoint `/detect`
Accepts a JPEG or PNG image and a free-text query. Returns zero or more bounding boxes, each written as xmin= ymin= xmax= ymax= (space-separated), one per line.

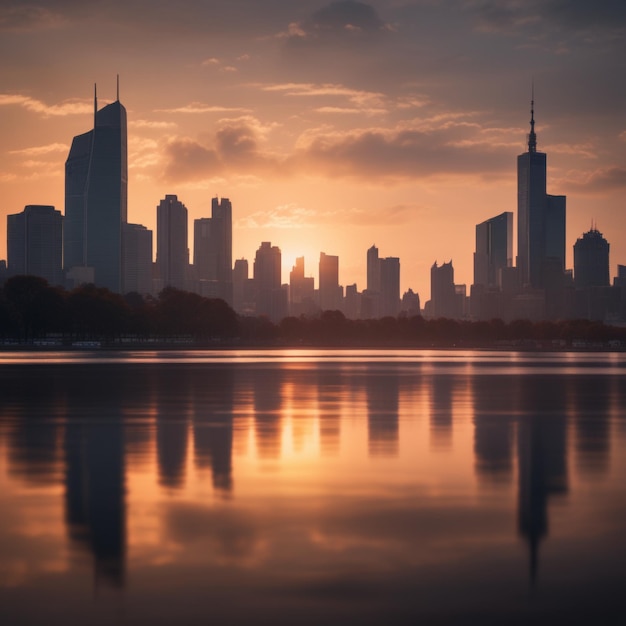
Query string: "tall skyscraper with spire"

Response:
xmin=517 ymin=93 xmax=566 ymax=289
xmin=65 ymin=80 xmax=128 ymax=293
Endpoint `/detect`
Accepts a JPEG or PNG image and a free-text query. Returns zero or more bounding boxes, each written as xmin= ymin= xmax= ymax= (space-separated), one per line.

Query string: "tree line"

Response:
xmin=1 ymin=275 xmax=624 ymax=348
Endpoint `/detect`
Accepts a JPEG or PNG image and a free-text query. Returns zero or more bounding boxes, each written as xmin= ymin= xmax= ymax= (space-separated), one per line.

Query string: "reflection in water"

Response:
xmin=366 ymin=369 xmax=399 ymax=456
xmin=516 ymin=376 xmax=569 ymax=587
xmin=430 ymin=374 xmax=456 ymax=449
xmin=472 ymin=376 xmax=514 ymax=481
xmin=253 ymin=368 xmax=284 ymax=459
xmin=192 ymin=368 xmax=234 ymax=493
xmin=0 ymin=352 xmax=624 ymax=625
xmin=317 ymin=369 xmax=341 ymax=457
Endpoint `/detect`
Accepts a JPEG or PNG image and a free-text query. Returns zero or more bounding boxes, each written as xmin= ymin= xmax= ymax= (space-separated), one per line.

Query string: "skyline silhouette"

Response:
xmin=1 ymin=1 xmax=625 ymax=299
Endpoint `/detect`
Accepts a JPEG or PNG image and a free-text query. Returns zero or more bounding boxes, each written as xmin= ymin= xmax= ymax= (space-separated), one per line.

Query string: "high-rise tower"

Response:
xmin=517 ymin=94 xmax=566 ymax=288
xmin=156 ymin=195 xmax=189 ymax=291
xmin=7 ymin=205 xmax=64 ymax=286
xmin=65 ymin=82 xmax=127 ymax=292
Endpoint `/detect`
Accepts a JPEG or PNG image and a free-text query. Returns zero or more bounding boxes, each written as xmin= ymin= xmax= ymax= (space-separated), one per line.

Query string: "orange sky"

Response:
xmin=1 ymin=1 xmax=625 ymax=299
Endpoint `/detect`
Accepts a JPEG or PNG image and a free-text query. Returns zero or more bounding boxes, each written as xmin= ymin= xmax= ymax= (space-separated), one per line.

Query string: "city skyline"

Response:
xmin=1 ymin=1 xmax=625 ymax=298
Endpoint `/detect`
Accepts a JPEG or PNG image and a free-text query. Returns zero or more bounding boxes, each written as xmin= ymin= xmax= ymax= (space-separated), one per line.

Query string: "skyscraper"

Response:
xmin=367 ymin=245 xmax=381 ymax=293
xmin=474 ymin=212 xmax=513 ymax=288
xmin=7 ymin=205 xmax=64 ymax=286
xmin=156 ymin=195 xmax=189 ymax=291
xmin=289 ymin=257 xmax=315 ymax=316
xmin=253 ymin=242 xmax=284 ymax=321
xmin=193 ymin=197 xmax=233 ymax=304
xmin=430 ymin=261 xmax=456 ymax=319
xmin=65 ymin=83 xmax=127 ymax=292
xmin=574 ymin=228 xmax=610 ymax=288
xmin=319 ymin=252 xmax=341 ymax=311
xmin=122 ymin=223 xmax=153 ymax=295
xmin=379 ymin=257 xmax=400 ymax=317
xmin=517 ymin=96 xmax=566 ymax=288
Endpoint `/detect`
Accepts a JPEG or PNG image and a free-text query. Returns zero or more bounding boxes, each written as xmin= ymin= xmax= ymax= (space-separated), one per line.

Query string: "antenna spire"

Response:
xmin=528 ymin=80 xmax=537 ymax=153
xmin=116 ymin=74 xmax=120 ymax=101
xmin=94 ymin=83 xmax=97 ymax=126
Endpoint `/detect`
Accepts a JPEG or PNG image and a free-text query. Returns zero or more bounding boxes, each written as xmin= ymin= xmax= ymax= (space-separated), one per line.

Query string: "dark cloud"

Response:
xmin=162 ymin=138 xmax=221 ymax=183
xmin=566 ymin=166 xmax=626 ymax=194
xmin=464 ymin=0 xmax=626 ymax=36
xmin=284 ymin=1 xmax=391 ymax=46
xmin=0 ymin=5 xmax=65 ymax=31
xmin=162 ymin=117 xmax=282 ymax=183
xmin=293 ymin=126 xmax=512 ymax=181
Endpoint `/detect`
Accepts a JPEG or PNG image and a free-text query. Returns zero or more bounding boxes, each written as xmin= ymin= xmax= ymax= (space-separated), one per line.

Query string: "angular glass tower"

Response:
xmin=65 ymin=84 xmax=127 ymax=293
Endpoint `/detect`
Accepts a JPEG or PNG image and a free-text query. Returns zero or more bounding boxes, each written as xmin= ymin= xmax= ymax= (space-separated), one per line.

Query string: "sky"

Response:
xmin=1 ymin=0 xmax=625 ymax=299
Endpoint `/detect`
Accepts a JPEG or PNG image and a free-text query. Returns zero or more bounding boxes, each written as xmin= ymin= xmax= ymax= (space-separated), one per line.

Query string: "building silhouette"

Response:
xmin=156 ymin=194 xmax=189 ymax=291
xmin=289 ymin=256 xmax=315 ymax=316
xmin=319 ymin=252 xmax=342 ymax=311
xmin=379 ymin=256 xmax=400 ymax=317
xmin=232 ymin=258 xmax=252 ymax=314
xmin=574 ymin=228 xmax=610 ymax=288
xmin=429 ymin=261 xmax=457 ymax=318
xmin=65 ymin=84 xmax=127 ymax=292
xmin=517 ymin=97 xmax=566 ymax=288
xmin=474 ymin=212 xmax=513 ymax=288
xmin=122 ymin=223 xmax=153 ymax=295
xmin=193 ymin=197 xmax=233 ymax=303
xmin=253 ymin=242 xmax=285 ymax=322
xmin=7 ymin=205 xmax=63 ymax=286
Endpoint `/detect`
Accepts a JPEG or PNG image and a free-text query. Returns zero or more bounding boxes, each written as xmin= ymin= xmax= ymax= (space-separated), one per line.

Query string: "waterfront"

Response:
xmin=1 ymin=350 xmax=625 ymax=625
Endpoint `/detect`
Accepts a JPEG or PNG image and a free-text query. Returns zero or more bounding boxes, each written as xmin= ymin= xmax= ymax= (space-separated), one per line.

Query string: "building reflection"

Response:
xmin=155 ymin=367 xmax=191 ymax=489
xmin=317 ymin=368 xmax=342 ymax=456
xmin=253 ymin=367 xmax=284 ymax=459
xmin=366 ymin=368 xmax=399 ymax=457
xmin=516 ymin=375 xmax=568 ymax=586
xmin=192 ymin=367 xmax=234 ymax=493
xmin=429 ymin=375 xmax=456 ymax=449
xmin=472 ymin=376 xmax=514 ymax=482
xmin=63 ymin=366 xmax=127 ymax=588
xmin=570 ymin=376 xmax=611 ymax=476
xmin=4 ymin=368 xmax=65 ymax=487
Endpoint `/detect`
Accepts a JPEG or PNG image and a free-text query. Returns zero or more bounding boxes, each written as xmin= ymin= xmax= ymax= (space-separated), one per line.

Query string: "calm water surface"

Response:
xmin=1 ymin=350 xmax=625 ymax=625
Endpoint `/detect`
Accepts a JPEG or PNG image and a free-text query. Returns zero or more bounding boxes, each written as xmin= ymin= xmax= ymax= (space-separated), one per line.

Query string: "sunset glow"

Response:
xmin=1 ymin=1 xmax=624 ymax=298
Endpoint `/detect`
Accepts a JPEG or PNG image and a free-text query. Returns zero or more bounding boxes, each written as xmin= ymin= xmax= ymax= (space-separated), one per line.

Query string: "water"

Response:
xmin=1 ymin=350 xmax=625 ymax=625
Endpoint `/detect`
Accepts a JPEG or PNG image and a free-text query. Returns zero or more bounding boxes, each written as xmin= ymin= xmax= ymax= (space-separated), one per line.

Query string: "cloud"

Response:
xmin=156 ymin=103 xmax=250 ymax=114
xmin=291 ymin=114 xmax=514 ymax=181
xmin=0 ymin=94 xmax=91 ymax=116
xmin=161 ymin=107 xmax=518 ymax=185
xmin=132 ymin=119 xmax=178 ymax=130
xmin=9 ymin=143 xmax=68 ymax=156
xmin=281 ymin=1 xmax=392 ymax=45
xmin=0 ymin=5 xmax=65 ymax=32
xmin=262 ymin=82 xmax=386 ymax=109
xmin=464 ymin=0 xmax=626 ymax=37
xmin=238 ymin=202 xmax=427 ymax=229
xmin=565 ymin=167 xmax=626 ymax=193
xmin=162 ymin=137 xmax=221 ymax=183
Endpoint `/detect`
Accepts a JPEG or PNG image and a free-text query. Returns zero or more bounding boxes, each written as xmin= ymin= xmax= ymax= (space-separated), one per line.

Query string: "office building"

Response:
xmin=379 ymin=257 xmax=400 ymax=317
xmin=65 ymin=84 xmax=127 ymax=292
xmin=122 ymin=223 xmax=153 ymax=295
xmin=574 ymin=228 xmax=610 ymax=288
xmin=319 ymin=252 xmax=342 ymax=311
xmin=430 ymin=261 xmax=457 ymax=319
xmin=253 ymin=242 xmax=285 ymax=322
xmin=289 ymin=257 xmax=315 ymax=316
xmin=474 ymin=212 xmax=513 ymax=288
xmin=156 ymin=195 xmax=189 ymax=291
xmin=193 ymin=197 xmax=233 ymax=304
xmin=7 ymin=205 xmax=63 ymax=286
xmin=517 ymin=97 xmax=566 ymax=288
xmin=367 ymin=245 xmax=381 ymax=293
